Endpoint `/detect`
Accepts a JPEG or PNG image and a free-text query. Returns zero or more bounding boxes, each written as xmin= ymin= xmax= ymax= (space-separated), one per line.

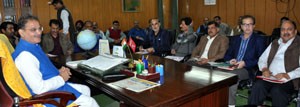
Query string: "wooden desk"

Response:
xmin=69 ymin=54 xmax=238 ymax=107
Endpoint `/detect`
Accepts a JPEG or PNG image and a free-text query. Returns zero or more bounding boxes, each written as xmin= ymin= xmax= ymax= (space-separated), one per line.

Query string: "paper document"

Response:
xmin=80 ymin=54 xmax=129 ymax=71
xmin=111 ymin=77 xmax=160 ymax=93
xmin=99 ymin=39 xmax=110 ymax=55
xmin=165 ymin=56 xmax=184 ymax=62
xmin=256 ymin=76 xmax=288 ymax=84
xmin=113 ymin=46 xmax=125 ymax=57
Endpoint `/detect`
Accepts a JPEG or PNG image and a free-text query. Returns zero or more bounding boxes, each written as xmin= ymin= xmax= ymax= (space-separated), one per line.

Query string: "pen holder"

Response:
xmin=148 ymin=66 xmax=156 ymax=73
xmin=156 ymin=65 xmax=164 ymax=76
xmin=143 ymin=59 xmax=148 ymax=69
xmin=136 ymin=63 xmax=142 ymax=74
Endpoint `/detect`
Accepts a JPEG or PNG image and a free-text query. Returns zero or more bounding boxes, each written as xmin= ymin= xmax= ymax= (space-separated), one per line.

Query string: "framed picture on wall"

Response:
xmin=122 ymin=0 xmax=141 ymax=12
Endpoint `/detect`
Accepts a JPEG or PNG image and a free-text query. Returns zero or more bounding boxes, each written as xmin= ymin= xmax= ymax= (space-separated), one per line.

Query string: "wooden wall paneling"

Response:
xmin=226 ymin=0 xmax=236 ymax=28
xmin=200 ymin=1 xmax=211 ymax=26
xmin=265 ymin=0 xmax=277 ymax=35
xmin=254 ymin=0 xmax=266 ymax=34
xmin=177 ymin=0 xmax=183 ymax=19
xmin=189 ymin=0 xmax=202 ymax=31
xmin=178 ymin=0 xmax=188 ymax=19
xmin=292 ymin=0 xmax=300 ymax=32
xmin=73 ymin=0 xmax=83 ymax=21
xmin=274 ymin=0 xmax=286 ymax=26
xmin=235 ymin=0 xmax=245 ymax=18
xmin=49 ymin=1 xmax=56 ymax=20
xmin=218 ymin=0 xmax=227 ymax=25
xmin=190 ymin=1 xmax=199 ymax=31
xmin=35 ymin=0 xmax=52 ymax=32
xmin=163 ymin=0 xmax=172 ymax=29
xmin=209 ymin=5 xmax=218 ymax=20
xmin=244 ymin=0 xmax=255 ymax=15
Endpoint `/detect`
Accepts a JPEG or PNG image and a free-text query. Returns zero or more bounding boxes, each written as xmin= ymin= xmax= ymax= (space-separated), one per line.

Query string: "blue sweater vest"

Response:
xmin=12 ymin=39 xmax=81 ymax=106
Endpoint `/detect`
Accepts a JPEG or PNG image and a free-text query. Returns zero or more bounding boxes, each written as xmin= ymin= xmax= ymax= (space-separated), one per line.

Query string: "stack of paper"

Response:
xmin=80 ymin=54 xmax=129 ymax=71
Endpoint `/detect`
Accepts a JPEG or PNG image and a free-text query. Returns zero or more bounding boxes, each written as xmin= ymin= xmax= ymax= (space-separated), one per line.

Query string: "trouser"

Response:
xmin=68 ymin=83 xmax=100 ymax=107
xmin=248 ymin=80 xmax=294 ymax=107
xmin=228 ymin=68 xmax=249 ymax=105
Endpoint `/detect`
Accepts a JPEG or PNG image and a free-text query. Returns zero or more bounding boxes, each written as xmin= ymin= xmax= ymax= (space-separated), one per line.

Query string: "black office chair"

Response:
xmin=167 ymin=29 xmax=177 ymax=46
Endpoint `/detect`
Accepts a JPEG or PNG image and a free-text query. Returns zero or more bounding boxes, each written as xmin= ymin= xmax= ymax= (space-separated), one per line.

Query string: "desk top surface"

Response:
xmin=69 ymin=54 xmax=238 ymax=107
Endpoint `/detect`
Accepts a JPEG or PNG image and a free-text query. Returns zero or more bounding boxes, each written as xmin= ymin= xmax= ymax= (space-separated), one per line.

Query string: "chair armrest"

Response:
xmin=19 ymin=91 xmax=76 ymax=107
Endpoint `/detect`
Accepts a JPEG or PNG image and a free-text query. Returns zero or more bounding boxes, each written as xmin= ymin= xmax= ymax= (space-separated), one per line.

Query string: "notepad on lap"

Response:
xmin=256 ymin=76 xmax=288 ymax=84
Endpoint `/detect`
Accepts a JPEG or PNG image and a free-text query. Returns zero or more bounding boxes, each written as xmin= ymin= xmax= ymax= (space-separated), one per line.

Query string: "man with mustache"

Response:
xmin=190 ymin=21 xmax=228 ymax=64
xmin=249 ymin=20 xmax=300 ymax=106
xmin=171 ymin=17 xmax=197 ymax=57
xmin=12 ymin=15 xmax=99 ymax=107
xmin=42 ymin=19 xmax=73 ymax=65
xmin=140 ymin=18 xmax=171 ymax=57
xmin=0 ymin=22 xmax=16 ymax=53
xmin=224 ymin=15 xmax=266 ymax=106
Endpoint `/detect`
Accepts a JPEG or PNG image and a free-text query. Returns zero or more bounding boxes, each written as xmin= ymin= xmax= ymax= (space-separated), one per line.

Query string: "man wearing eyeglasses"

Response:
xmin=224 ymin=15 xmax=266 ymax=106
xmin=249 ymin=20 xmax=300 ymax=107
xmin=140 ymin=18 xmax=171 ymax=57
xmin=105 ymin=20 xmax=126 ymax=47
xmin=42 ymin=19 xmax=73 ymax=65
xmin=12 ymin=15 xmax=99 ymax=107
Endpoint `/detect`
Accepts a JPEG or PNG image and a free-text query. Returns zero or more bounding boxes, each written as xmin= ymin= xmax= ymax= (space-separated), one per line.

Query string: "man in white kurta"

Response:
xmin=12 ymin=15 xmax=99 ymax=107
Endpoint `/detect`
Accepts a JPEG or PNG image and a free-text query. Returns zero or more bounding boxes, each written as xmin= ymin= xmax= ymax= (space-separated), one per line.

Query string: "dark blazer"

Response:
xmin=147 ymin=28 xmax=171 ymax=57
xmin=224 ymin=33 xmax=266 ymax=70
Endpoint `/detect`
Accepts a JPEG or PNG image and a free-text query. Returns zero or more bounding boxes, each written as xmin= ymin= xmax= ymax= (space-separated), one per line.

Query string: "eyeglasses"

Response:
xmin=241 ymin=23 xmax=254 ymax=27
xmin=24 ymin=27 xmax=43 ymax=33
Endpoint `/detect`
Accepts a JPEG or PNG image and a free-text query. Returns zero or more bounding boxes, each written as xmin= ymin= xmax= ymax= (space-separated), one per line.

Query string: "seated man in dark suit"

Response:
xmin=128 ymin=20 xmax=146 ymax=47
xmin=249 ymin=20 xmax=300 ymax=107
xmin=140 ymin=18 xmax=171 ymax=57
xmin=190 ymin=21 xmax=228 ymax=65
xmin=223 ymin=15 xmax=266 ymax=106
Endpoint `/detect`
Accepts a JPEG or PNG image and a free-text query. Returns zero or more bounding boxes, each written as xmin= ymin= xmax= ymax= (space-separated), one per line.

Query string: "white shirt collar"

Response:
xmin=278 ymin=37 xmax=295 ymax=46
xmin=207 ymin=34 xmax=218 ymax=40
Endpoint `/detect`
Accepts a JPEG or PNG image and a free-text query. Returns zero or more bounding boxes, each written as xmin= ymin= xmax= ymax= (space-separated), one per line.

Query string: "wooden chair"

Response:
xmin=0 ymin=40 xmax=77 ymax=107
xmin=0 ymin=59 xmax=77 ymax=107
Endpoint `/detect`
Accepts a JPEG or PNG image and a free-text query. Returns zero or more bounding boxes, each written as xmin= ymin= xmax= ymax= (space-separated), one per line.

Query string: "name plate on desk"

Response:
xmin=78 ymin=54 xmax=129 ymax=77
